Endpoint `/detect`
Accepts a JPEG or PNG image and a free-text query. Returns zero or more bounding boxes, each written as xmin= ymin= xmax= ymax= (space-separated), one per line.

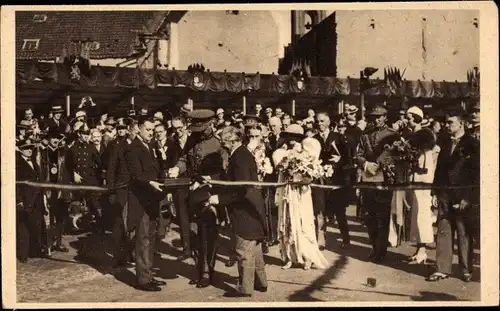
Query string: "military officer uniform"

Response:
xmin=171 ymin=109 xmax=229 ymax=288
xmin=356 ymin=105 xmax=398 ymax=262
xmin=65 ymin=128 xmax=104 ymax=234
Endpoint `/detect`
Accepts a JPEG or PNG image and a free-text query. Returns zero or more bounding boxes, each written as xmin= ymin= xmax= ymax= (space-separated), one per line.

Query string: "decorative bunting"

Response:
xmin=16 ymin=60 xmax=478 ymax=99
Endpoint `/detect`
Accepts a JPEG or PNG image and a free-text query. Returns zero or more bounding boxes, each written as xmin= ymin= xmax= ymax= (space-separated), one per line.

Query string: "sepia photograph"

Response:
xmin=1 ymin=2 xmax=498 ymax=307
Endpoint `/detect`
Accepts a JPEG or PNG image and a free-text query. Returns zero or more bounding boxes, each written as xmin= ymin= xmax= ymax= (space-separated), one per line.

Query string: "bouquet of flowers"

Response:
xmin=251 ymin=144 xmax=273 ymax=181
xmin=276 ymin=147 xmax=334 ymax=184
xmin=378 ymin=136 xmax=418 ymax=184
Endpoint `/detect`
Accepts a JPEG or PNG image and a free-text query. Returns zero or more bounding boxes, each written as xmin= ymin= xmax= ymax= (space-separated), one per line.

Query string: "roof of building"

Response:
xmin=16 ymin=11 xmax=169 ymax=60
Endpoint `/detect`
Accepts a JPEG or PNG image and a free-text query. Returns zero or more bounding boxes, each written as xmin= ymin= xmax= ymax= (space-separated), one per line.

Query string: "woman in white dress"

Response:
xmin=272 ymin=126 xmax=329 ymax=270
xmin=405 ymin=110 xmax=437 ymax=265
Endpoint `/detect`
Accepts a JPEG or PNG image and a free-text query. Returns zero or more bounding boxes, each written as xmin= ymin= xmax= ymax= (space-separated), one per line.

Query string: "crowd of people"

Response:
xmin=15 ymin=96 xmax=480 ymax=296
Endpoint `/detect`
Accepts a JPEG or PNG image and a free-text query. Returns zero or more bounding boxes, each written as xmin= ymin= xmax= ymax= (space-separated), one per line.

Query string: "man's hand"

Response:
xmin=459 ymin=199 xmax=470 ymax=211
xmin=208 ymin=195 xmax=219 ymax=206
xmin=432 ymin=195 xmax=439 ymax=208
xmin=16 ymin=202 xmax=24 ymax=209
xmin=149 ymin=181 xmax=164 ymax=192
xmin=168 ymin=167 xmax=180 ymax=178
xmin=189 ymin=181 xmax=201 ymax=191
xmin=74 ymin=172 xmax=83 ymax=184
xmin=329 ymin=155 xmax=341 ymax=163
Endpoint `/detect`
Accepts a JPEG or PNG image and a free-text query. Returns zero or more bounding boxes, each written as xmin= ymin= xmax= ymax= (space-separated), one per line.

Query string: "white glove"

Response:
xmin=168 ymin=167 xmax=180 ymax=178
xmin=74 ymin=172 xmax=83 ymax=184
xmin=329 ymin=155 xmax=341 ymax=163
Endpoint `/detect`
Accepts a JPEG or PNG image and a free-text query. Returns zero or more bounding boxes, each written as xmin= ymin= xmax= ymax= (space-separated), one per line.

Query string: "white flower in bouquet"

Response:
xmin=323 ymin=164 xmax=334 ymax=178
xmin=252 ymin=143 xmax=273 ymax=178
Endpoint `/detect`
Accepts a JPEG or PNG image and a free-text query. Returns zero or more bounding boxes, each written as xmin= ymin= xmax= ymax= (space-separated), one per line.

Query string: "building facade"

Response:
xmin=335 ymin=10 xmax=479 ymax=81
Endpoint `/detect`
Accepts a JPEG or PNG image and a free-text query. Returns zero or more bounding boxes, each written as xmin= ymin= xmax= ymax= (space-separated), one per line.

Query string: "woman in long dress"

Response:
xmin=406 ymin=123 xmax=437 ymax=264
xmin=272 ymin=134 xmax=329 ymax=270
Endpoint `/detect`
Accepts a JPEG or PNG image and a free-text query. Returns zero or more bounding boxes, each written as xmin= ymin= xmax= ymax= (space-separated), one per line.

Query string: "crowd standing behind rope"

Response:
xmin=15 ymin=98 xmax=481 ymax=294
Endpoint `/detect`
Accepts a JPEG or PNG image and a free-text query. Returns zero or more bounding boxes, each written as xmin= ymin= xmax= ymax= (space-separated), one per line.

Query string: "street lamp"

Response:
xmin=360 ymin=67 xmax=378 ymax=120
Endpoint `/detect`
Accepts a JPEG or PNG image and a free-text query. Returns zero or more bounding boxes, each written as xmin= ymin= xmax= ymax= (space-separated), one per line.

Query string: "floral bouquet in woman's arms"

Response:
xmin=377 ymin=135 xmax=418 ymax=184
xmin=275 ymin=139 xmax=334 ymax=184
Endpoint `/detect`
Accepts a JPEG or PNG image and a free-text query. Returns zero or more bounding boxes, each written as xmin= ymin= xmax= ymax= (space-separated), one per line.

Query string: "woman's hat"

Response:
xmin=277 ymin=124 xmax=305 ymax=148
xmin=302 ymin=137 xmax=322 ymax=160
xmin=17 ymin=120 xmax=32 ymax=129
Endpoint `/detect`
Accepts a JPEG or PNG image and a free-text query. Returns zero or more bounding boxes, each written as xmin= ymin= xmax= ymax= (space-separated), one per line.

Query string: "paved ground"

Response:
xmin=16 ymin=205 xmax=480 ymax=303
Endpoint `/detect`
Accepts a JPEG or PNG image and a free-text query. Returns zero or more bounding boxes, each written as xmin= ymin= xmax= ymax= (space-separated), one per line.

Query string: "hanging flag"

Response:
xmin=421 ymin=18 xmax=427 ymax=80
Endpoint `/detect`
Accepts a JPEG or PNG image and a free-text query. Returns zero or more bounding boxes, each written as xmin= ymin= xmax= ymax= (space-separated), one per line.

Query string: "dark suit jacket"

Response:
xmin=40 ymin=146 xmax=72 ymax=202
xmin=218 ymin=145 xmax=267 ymax=241
xmin=432 ymin=133 xmax=480 ymax=205
xmin=124 ymin=137 xmax=165 ymax=231
xmin=45 ymin=118 xmax=70 ymax=133
xmin=315 ymin=130 xmax=348 ymax=185
xmin=16 ymin=152 xmax=43 ymax=212
xmin=106 ymin=137 xmax=131 ymax=208
xmin=152 ymin=137 xmax=183 ymax=174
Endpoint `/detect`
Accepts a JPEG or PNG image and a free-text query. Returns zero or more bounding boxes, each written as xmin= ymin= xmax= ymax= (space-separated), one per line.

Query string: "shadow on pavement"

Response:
xmin=410 ymin=291 xmax=468 ymax=301
xmin=288 ymin=255 xmax=348 ymax=301
xmin=154 ymin=240 xmax=236 ymax=293
xmin=69 ymin=231 xmax=116 ymax=275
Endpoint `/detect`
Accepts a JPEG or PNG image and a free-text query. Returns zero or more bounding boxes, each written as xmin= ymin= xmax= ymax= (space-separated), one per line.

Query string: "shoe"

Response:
xmin=270 ymin=240 xmax=280 ymax=246
xmin=196 ymin=277 xmax=210 ymax=288
xmin=340 ymin=242 xmax=350 ymax=249
xmin=254 ymin=286 xmax=268 ymax=293
xmin=52 ymin=245 xmax=70 ymax=252
xmin=151 ymin=278 xmax=167 ymax=286
xmin=371 ymin=254 xmax=386 ymax=263
xmin=262 ymin=244 xmax=269 ymax=254
xmin=223 ymin=291 xmax=252 ymax=298
xmin=463 ymin=273 xmax=473 ymax=282
xmin=409 ymin=252 xmax=427 ymax=265
xmin=19 ymin=257 xmax=28 ymax=263
xmin=225 ymin=258 xmax=237 ymax=267
xmin=135 ymin=282 xmax=162 ymax=292
xmin=368 ymin=251 xmax=377 ymax=260
xmin=425 ymin=272 xmax=449 ymax=282
xmin=282 ymin=261 xmax=292 ymax=270
xmin=303 ymin=261 xmax=312 ymax=270
xmin=319 ymin=246 xmax=325 ymax=251
xmin=176 ymin=253 xmax=191 ymax=262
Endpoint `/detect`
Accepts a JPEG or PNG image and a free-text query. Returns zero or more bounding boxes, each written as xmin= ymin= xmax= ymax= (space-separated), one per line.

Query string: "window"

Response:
xmin=33 ymin=14 xmax=47 ymax=23
xmin=22 ymin=39 xmax=40 ymax=51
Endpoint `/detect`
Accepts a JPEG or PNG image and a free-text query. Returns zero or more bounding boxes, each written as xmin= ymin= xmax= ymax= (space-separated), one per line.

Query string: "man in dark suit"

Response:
xmin=169 ymin=116 xmax=194 ymax=262
xmin=124 ymin=117 xmax=167 ymax=291
xmin=106 ymin=124 xmax=132 ymax=268
xmin=45 ymin=105 xmax=70 ymax=134
xmin=16 ymin=139 xmax=46 ymax=262
xmin=314 ymin=112 xmax=351 ymax=249
xmin=427 ymin=110 xmax=480 ymax=283
xmin=208 ymin=126 xmax=268 ymax=298
xmin=152 ymin=123 xmax=182 ymax=254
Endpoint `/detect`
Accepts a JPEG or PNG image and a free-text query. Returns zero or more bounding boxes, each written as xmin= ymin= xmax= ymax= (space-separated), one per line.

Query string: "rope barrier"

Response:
xmin=15 ymin=179 xmax=479 ymax=192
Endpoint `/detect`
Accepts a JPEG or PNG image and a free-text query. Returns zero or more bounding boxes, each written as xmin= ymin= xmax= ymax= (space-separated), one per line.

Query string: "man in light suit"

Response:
xmin=208 ymin=126 xmax=268 ymax=298
xmin=427 ymin=109 xmax=480 ymax=283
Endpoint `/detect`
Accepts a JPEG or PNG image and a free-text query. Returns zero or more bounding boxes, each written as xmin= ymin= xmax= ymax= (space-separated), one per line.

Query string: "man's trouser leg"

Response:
xmin=175 ymin=190 xmax=191 ymax=255
xmin=136 ymin=213 xmax=157 ymax=285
